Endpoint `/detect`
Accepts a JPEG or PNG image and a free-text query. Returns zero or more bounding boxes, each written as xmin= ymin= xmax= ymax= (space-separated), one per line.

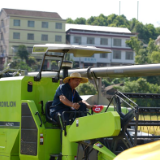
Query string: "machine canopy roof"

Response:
xmin=32 ymin=44 xmax=111 ymax=57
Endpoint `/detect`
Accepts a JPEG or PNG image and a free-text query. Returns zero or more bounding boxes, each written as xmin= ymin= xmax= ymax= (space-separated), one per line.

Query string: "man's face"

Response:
xmin=70 ymin=78 xmax=81 ymax=89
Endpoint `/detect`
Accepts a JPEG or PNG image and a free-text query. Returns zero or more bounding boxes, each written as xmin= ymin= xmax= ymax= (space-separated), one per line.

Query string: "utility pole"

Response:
xmin=119 ymin=1 xmax=121 ymax=15
xmin=137 ymin=1 xmax=139 ymax=20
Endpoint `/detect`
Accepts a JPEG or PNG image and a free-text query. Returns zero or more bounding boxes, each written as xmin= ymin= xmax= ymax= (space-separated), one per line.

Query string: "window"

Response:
xmin=97 ymin=63 xmax=106 ymax=67
xmin=13 ymin=32 xmax=20 ymax=39
xmin=100 ymin=38 xmax=108 ymax=45
xmin=2 ymin=49 xmax=5 ymax=54
xmin=55 ymin=35 xmax=62 ymax=42
xmin=55 ymin=23 xmax=62 ymax=29
xmin=74 ymin=36 xmax=81 ymax=44
xmin=113 ymin=39 xmax=121 ymax=46
xmin=1 ymin=20 xmax=4 ymax=27
xmin=41 ymin=34 xmax=48 ymax=41
xmin=27 ymin=47 xmax=33 ymax=53
xmin=42 ymin=22 xmax=48 ymax=28
xmin=0 ymin=46 xmax=2 ymax=52
xmin=0 ymin=33 xmax=3 ymax=40
xmin=113 ymin=50 xmax=121 ymax=59
xmin=126 ymin=51 xmax=134 ymax=60
xmin=126 ymin=43 xmax=129 ymax=47
xmin=27 ymin=33 xmax=34 ymax=40
xmin=28 ymin=21 xmax=35 ymax=27
xmin=87 ymin=37 xmax=94 ymax=44
xmin=12 ymin=46 xmax=18 ymax=53
xmin=100 ymin=53 xmax=108 ymax=58
xmin=14 ymin=19 xmax=20 ymax=26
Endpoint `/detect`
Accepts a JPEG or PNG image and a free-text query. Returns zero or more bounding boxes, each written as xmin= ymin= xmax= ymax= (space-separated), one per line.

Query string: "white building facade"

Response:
xmin=0 ymin=8 xmax=66 ymax=70
xmin=155 ymin=35 xmax=160 ymax=45
xmin=66 ymin=24 xmax=136 ymax=68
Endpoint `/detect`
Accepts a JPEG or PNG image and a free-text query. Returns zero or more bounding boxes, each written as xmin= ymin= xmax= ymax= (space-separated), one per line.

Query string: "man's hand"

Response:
xmin=59 ymin=95 xmax=80 ymax=109
xmin=81 ymin=100 xmax=95 ymax=109
xmin=72 ymin=103 xmax=80 ymax=110
xmin=89 ymin=105 xmax=95 ymax=108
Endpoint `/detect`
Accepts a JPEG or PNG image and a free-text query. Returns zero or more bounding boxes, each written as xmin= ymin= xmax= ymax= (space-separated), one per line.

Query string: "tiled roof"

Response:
xmin=2 ymin=8 xmax=62 ymax=19
xmin=66 ymin=23 xmax=132 ymax=33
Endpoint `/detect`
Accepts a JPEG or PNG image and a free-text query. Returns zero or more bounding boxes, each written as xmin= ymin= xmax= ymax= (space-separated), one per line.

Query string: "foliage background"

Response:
xmin=10 ymin=14 xmax=160 ymax=107
xmin=67 ymin=14 xmax=160 ymax=107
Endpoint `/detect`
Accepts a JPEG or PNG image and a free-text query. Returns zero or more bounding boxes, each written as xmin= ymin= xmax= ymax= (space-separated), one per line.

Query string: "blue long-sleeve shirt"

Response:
xmin=50 ymin=83 xmax=82 ymax=115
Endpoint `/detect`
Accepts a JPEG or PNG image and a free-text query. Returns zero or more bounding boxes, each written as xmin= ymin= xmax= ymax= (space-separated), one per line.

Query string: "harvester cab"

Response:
xmin=0 ymin=44 xmax=121 ymax=160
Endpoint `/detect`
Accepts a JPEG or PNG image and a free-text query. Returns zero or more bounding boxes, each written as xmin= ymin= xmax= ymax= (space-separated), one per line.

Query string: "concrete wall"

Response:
xmin=0 ymin=10 xmax=66 ymax=58
xmin=0 ymin=11 xmax=10 ymax=57
xmin=8 ymin=17 xmax=66 ymax=56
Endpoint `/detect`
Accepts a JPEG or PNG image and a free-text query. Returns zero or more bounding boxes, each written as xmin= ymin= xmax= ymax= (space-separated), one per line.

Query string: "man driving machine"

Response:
xmin=50 ymin=72 xmax=94 ymax=124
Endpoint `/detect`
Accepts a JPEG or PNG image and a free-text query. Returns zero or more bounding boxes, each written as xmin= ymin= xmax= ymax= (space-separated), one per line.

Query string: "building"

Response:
xmin=155 ymin=35 xmax=160 ymax=45
xmin=66 ymin=24 xmax=136 ymax=68
xmin=0 ymin=8 xmax=66 ymax=70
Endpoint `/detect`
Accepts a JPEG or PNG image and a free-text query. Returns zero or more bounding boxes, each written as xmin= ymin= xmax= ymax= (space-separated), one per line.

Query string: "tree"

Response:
xmin=156 ymin=27 xmax=160 ymax=36
xmin=151 ymin=51 xmax=160 ymax=63
xmin=115 ymin=78 xmax=160 ymax=107
xmin=10 ymin=60 xmax=32 ymax=71
xmin=147 ymin=38 xmax=159 ymax=55
xmin=91 ymin=14 xmax=108 ymax=26
xmin=130 ymin=18 xmax=138 ymax=31
xmin=126 ymin=37 xmax=142 ymax=55
xmin=102 ymin=78 xmax=111 ymax=87
xmin=74 ymin=18 xmax=86 ymax=24
xmin=67 ymin=13 xmax=160 ymax=44
xmin=113 ymin=15 xmax=129 ymax=28
xmin=135 ymin=48 xmax=149 ymax=64
xmin=86 ymin=16 xmax=97 ymax=25
xmin=107 ymin=14 xmax=117 ymax=25
xmin=145 ymin=24 xmax=157 ymax=41
xmin=27 ymin=56 xmax=36 ymax=66
xmin=108 ymin=23 xmax=117 ymax=27
xmin=76 ymin=82 xmax=97 ymax=95
xmin=16 ymin=45 xmax=29 ymax=61
xmin=66 ymin=18 xmax=74 ymax=24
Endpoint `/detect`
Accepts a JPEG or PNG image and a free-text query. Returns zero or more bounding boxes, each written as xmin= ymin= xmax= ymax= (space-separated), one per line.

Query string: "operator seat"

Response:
xmin=45 ymin=101 xmax=59 ymax=125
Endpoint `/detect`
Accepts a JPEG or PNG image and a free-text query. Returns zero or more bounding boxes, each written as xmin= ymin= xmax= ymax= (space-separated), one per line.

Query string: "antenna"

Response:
xmin=137 ymin=1 xmax=139 ymax=20
xmin=119 ymin=1 xmax=121 ymax=15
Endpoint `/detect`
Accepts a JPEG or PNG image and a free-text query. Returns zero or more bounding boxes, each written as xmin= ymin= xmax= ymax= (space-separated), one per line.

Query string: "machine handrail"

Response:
xmin=35 ymin=111 xmax=42 ymax=127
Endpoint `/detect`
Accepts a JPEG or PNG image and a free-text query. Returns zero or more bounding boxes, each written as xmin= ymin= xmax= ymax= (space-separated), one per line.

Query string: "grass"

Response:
xmin=137 ymin=115 xmax=160 ymax=135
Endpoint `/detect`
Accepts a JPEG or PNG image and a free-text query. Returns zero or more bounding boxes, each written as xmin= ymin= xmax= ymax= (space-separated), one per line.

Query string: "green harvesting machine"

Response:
xmin=1 ymin=44 xmax=160 ymax=160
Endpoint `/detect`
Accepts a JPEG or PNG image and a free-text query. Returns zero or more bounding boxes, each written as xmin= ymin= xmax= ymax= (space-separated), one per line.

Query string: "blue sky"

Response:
xmin=1 ymin=0 xmax=160 ymax=27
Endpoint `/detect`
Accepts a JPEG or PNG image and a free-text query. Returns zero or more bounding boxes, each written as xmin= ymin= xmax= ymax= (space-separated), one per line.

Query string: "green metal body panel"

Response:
xmin=0 ymin=76 xmax=59 ymax=123
xmin=68 ymin=111 xmax=120 ymax=142
xmin=0 ymin=129 xmax=19 ymax=160
xmin=0 ymin=76 xmax=60 ymax=160
xmin=62 ymin=126 xmax=78 ymax=160
xmin=93 ymin=142 xmax=116 ymax=160
xmin=20 ymin=100 xmax=61 ymax=160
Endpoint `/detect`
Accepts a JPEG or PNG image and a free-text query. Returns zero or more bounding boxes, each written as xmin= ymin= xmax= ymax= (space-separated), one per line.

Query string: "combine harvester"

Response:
xmin=1 ymin=44 xmax=160 ymax=160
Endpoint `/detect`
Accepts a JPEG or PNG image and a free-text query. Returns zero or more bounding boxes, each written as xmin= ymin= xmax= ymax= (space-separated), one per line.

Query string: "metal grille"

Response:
xmin=21 ymin=103 xmax=37 ymax=156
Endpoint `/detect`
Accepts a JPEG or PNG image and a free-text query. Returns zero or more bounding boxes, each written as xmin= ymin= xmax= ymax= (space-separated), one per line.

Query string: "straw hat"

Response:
xmin=63 ymin=72 xmax=88 ymax=84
